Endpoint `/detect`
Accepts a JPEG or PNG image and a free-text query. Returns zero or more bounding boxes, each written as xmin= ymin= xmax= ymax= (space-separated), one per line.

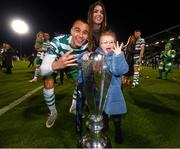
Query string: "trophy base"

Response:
xmin=80 ymin=133 xmax=111 ymax=148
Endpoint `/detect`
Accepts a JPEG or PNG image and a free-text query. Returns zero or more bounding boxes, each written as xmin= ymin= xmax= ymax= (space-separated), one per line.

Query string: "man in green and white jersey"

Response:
xmin=40 ymin=19 xmax=89 ymax=128
xmin=132 ymin=30 xmax=145 ymax=88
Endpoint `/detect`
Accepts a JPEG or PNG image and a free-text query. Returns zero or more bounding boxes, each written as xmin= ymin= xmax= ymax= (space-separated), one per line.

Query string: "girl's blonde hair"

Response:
xmin=36 ymin=31 xmax=44 ymax=38
xmin=99 ymin=30 xmax=117 ymax=43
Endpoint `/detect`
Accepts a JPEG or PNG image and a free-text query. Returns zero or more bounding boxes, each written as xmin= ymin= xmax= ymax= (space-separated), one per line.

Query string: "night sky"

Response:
xmin=0 ymin=0 xmax=179 ymax=56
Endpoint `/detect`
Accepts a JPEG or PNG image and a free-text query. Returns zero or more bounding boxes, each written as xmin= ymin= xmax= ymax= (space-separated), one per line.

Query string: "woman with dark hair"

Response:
xmin=87 ymin=1 xmax=108 ymax=52
xmin=69 ymin=0 xmax=109 ymax=114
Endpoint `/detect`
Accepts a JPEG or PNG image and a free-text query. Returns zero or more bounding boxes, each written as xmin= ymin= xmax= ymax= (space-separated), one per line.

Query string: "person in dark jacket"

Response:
xmin=4 ymin=43 xmax=13 ymax=74
xmin=0 ymin=43 xmax=6 ymax=70
xmin=27 ymin=53 xmax=35 ymax=68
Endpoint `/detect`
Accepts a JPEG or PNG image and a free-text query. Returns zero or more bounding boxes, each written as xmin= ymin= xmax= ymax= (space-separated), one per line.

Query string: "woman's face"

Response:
xmin=38 ymin=33 xmax=44 ymax=39
xmin=92 ymin=5 xmax=104 ymax=25
xmin=130 ymin=36 xmax=136 ymax=43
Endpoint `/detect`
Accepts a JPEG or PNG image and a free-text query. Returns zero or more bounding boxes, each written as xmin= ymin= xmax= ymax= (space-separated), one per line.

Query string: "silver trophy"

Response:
xmin=80 ymin=52 xmax=112 ymax=148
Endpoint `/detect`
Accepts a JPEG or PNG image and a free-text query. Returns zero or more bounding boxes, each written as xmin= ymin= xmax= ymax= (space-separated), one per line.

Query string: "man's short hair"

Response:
xmin=72 ymin=18 xmax=88 ymax=26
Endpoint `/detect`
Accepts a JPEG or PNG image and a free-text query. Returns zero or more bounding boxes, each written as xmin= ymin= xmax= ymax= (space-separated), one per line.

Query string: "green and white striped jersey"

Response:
xmin=47 ymin=34 xmax=88 ymax=79
xmin=135 ymin=38 xmax=145 ymax=51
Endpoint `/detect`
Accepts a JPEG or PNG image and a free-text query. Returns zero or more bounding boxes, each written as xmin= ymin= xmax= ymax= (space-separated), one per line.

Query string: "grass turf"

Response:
xmin=0 ymin=61 xmax=180 ymax=147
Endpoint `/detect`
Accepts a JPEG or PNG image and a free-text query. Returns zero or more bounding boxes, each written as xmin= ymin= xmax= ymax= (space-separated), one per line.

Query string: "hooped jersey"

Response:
xmin=47 ymin=34 xmax=88 ymax=79
xmin=135 ymin=38 xmax=145 ymax=52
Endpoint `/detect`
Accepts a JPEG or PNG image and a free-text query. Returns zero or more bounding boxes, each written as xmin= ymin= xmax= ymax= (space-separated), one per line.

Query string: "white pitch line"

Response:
xmin=0 ymin=85 xmax=43 ymax=116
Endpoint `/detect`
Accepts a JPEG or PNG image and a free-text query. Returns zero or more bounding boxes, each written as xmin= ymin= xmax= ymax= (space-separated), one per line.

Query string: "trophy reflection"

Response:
xmin=80 ymin=52 xmax=112 ymax=148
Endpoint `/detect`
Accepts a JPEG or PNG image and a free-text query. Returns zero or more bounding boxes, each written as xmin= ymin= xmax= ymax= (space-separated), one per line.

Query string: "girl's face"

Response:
xmin=92 ymin=5 xmax=104 ymax=25
xmin=100 ymin=35 xmax=115 ymax=54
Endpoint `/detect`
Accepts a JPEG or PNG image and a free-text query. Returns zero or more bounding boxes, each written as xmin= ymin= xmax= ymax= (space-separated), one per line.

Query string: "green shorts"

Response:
xmin=43 ymin=70 xmax=78 ymax=81
xmin=66 ymin=72 xmax=78 ymax=79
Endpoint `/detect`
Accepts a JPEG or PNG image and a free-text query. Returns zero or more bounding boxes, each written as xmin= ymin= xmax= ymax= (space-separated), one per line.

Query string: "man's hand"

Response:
xmin=52 ymin=50 xmax=78 ymax=70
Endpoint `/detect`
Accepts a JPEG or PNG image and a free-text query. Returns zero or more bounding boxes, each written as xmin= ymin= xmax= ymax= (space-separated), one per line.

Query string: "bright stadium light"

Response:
xmin=10 ymin=19 xmax=29 ymax=58
xmin=11 ymin=19 xmax=29 ymax=34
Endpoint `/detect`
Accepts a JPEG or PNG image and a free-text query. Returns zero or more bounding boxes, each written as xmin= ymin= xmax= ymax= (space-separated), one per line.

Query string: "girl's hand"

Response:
xmin=113 ymin=41 xmax=123 ymax=55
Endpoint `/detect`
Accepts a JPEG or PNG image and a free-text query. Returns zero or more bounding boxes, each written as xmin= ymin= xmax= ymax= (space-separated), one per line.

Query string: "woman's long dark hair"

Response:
xmin=87 ymin=1 xmax=107 ymax=52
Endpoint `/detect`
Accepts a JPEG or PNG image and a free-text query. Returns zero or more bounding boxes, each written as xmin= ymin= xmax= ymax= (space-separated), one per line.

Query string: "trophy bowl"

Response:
xmin=80 ymin=51 xmax=112 ymax=148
